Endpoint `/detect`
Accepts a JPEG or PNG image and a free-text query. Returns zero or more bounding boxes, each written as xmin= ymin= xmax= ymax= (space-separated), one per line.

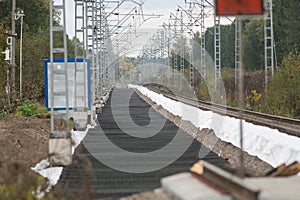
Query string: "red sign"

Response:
xmin=215 ymin=0 xmax=264 ymax=16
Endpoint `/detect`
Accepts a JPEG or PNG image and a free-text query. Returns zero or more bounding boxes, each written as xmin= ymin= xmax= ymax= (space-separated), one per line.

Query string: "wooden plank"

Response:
xmin=268 ymin=161 xmax=300 ymax=177
xmin=191 ymin=160 xmax=260 ymax=200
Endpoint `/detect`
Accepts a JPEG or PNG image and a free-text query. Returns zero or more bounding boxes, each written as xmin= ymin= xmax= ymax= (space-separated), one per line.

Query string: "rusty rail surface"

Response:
xmin=146 ymin=85 xmax=300 ymax=137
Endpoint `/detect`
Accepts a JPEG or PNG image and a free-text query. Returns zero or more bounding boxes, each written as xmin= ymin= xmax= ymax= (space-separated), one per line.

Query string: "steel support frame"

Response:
xmin=214 ymin=15 xmax=221 ymax=90
xmin=264 ymin=0 xmax=274 ymax=89
xmin=234 ymin=18 xmax=241 ymax=92
xmin=200 ymin=0 xmax=206 ymax=77
xmin=188 ymin=2 xmax=194 ymax=88
xmin=180 ymin=10 xmax=185 ymax=89
xmin=74 ymin=0 xmax=87 ymax=111
xmin=85 ymin=0 xmax=95 ymax=106
xmin=49 ymin=0 xmax=69 ymax=138
xmin=93 ymin=0 xmax=101 ymax=101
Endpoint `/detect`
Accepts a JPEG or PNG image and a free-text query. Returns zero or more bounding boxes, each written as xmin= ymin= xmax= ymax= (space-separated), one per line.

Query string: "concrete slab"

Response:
xmin=245 ymin=176 xmax=300 ymax=200
xmin=161 ymin=172 xmax=232 ymax=200
xmin=73 ymin=111 xmax=88 ymax=130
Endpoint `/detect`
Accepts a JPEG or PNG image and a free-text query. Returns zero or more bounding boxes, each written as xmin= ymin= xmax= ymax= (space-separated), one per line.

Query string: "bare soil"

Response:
xmin=0 ymin=114 xmax=50 ymax=183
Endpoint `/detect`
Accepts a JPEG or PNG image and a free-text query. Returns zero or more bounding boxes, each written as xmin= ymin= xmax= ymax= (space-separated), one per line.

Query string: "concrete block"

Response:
xmin=161 ymin=173 xmax=232 ymax=200
xmin=49 ymin=138 xmax=72 ymax=166
xmin=245 ymin=176 xmax=300 ymax=200
xmin=73 ymin=111 xmax=88 ymax=130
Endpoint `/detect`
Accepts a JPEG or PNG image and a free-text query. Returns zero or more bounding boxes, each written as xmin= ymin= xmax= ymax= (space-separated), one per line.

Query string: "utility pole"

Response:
xmin=11 ymin=0 xmax=16 ymax=93
xmin=15 ymin=9 xmax=25 ymax=99
xmin=19 ymin=14 xmax=23 ymax=99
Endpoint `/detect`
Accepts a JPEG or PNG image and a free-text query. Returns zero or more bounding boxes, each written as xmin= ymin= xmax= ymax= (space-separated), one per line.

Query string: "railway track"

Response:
xmin=146 ymin=85 xmax=300 ymax=137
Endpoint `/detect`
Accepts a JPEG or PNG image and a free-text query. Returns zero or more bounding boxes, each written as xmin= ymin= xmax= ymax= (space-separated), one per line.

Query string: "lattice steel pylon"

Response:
xmin=180 ymin=10 xmax=185 ymax=89
xmin=264 ymin=0 xmax=274 ymax=89
xmin=105 ymin=33 xmax=116 ymax=88
xmin=49 ymin=0 xmax=69 ymax=138
xmin=94 ymin=0 xmax=108 ymax=100
xmin=93 ymin=0 xmax=101 ymax=101
xmin=160 ymin=30 xmax=166 ymax=85
xmin=235 ymin=18 xmax=241 ymax=92
xmin=171 ymin=13 xmax=179 ymax=87
xmin=167 ymin=22 xmax=172 ymax=86
xmin=74 ymin=0 xmax=89 ymax=129
xmin=102 ymin=19 xmax=110 ymax=94
xmin=214 ymin=15 xmax=221 ymax=90
xmin=188 ymin=2 xmax=194 ymax=88
xmin=164 ymin=23 xmax=171 ymax=84
xmin=200 ymin=0 xmax=205 ymax=77
xmin=49 ymin=0 xmax=72 ymax=166
xmin=85 ymin=0 xmax=95 ymax=105
xmin=189 ymin=38 xmax=194 ymax=88
xmin=74 ymin=0 xmax=86 ymax=109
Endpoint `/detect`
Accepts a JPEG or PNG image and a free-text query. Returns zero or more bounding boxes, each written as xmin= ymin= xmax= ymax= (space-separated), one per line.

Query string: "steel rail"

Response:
xmin=147 ymin=85 xmax=300 ymax=137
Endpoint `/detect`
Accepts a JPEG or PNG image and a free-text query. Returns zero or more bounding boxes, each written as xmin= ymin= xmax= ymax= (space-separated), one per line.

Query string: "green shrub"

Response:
xmin=264 ymin=52 xmax=300 ymax=118
xmin=245 ymin=90 xmax=262 ymax=110
xmin=36 ymin=106 xmax=51 ymax=118
xmin=15 ymin=100 xmax=50 ymax=118
xmin=15 ymin=100 xmax=37 ymax=117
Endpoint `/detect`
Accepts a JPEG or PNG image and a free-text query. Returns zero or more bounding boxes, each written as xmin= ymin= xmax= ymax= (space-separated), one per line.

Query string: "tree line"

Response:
xmin=203 ymin=0 xmax=300 ymax=71
xmin=167 ymin=0 xmax=300 ymax=118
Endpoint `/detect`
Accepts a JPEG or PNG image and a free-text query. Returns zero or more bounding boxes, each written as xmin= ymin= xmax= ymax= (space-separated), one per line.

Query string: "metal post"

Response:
xmin=19 ymin=14 xmax=24 ymax=99
xmin=6 ymin=69 xmax=10 ymax=95
xmin=235 ymin=18 xmax=240 ymax=94
xmin=49 ymin=0 xmax=54 ymax=135
xmin=63 ymin=0 xmax=69 ymax=134
xmin=11 ymin=0 xmax=16 ymax=93
xmin=50 ymin=1 xmax=54 ymax=135
xmin=15 ymin=9 xmax=25 ymax=99
xmin=237 ymin=18 xmax=245 ymax=178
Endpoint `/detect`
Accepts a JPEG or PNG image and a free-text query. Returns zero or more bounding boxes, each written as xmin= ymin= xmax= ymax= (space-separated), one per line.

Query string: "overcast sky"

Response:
xmin=64 ymin=0 xmax=229 ymax=56
xmin=65 ymin=0 xmax=186 ymax=37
